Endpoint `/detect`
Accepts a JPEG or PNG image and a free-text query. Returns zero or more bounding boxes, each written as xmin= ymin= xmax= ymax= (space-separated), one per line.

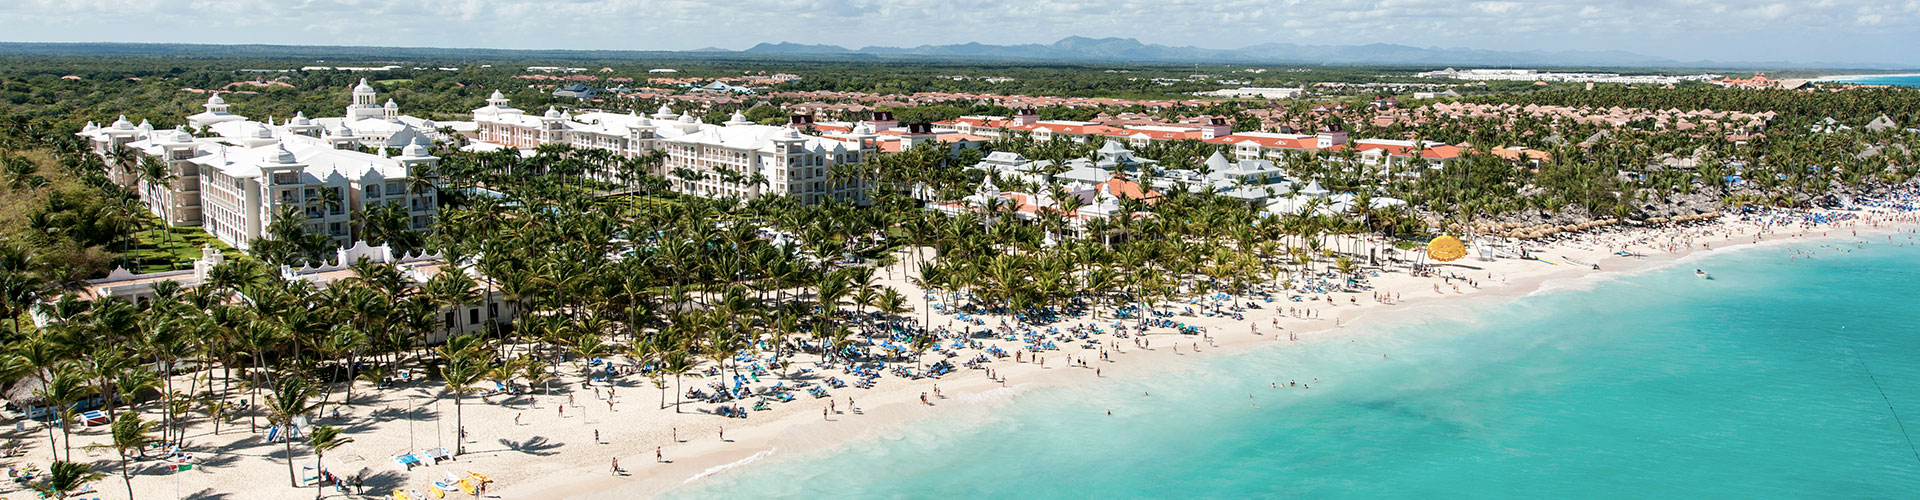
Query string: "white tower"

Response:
xmin=346 ymin=78 xmax=381 ymax=121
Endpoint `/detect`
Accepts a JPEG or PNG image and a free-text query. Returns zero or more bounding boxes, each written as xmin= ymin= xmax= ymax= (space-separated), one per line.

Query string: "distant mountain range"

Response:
xmin=741 ymin=36 xmax=1905 ymax=70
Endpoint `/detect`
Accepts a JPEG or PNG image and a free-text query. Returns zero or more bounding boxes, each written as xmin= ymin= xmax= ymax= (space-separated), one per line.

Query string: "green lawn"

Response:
xmin=123 ymin=222 xmax=247 ymax=274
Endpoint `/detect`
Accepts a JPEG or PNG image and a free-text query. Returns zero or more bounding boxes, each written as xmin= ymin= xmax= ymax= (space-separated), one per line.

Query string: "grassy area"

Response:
xmin=123 ymin=219 xmax=248 ymax=274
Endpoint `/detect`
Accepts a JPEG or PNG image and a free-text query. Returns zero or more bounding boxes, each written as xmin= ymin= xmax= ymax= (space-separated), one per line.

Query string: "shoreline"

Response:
xmin=16 ymin=207 xmax=1912 ymax=500
xmin=1811 ymin=72 xmax=1920 ymax=82
xmin=500 ymin=212 xmax=1917 ymax=500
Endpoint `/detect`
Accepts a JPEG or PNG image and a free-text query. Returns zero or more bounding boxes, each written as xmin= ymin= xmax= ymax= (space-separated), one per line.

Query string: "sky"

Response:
xmin=4 ymin=0 xmax=1919 ymax=67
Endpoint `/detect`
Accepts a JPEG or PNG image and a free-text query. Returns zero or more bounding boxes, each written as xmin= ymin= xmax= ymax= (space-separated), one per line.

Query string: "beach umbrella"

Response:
xmin=1427 ymin=235 xmax=1467 ymax=262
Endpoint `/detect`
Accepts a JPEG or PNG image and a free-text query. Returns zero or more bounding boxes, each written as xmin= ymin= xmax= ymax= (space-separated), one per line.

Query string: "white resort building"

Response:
xmin=472 ymin=94 xmax=875 ymax=205
xmin=77 ymin=79 xmax=441 ymax=251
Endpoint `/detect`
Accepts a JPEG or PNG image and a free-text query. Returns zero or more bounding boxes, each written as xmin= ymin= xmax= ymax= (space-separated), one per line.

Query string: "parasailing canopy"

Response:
xmin=1427 ymin=235 xmax=1467 ymax=262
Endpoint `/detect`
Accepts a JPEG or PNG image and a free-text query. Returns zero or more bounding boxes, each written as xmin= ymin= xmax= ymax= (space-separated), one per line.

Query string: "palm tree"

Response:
xmin=436 ymin=334 xmax=489 ymax=456
xmin=307 ymin=425 xmax=354 ymax=499
xmin=87 ymin=413 xmax=154 ymax=500
xmin=659 ymin=348 xmax=695 ymax=413
xmin=34 ymin=364 xmax=94 ymax=461
xmin=265 ymin=376 xmax=320 ymax=488
xmin=29 ymin=461 xmax=103 ymax=500
xmin=424 ymin=269 xmax=480 ymax=342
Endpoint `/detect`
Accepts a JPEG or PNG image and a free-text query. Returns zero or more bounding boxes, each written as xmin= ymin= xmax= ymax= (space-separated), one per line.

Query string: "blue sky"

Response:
xmin=4 ymin=0 xmax=1917 ymax=67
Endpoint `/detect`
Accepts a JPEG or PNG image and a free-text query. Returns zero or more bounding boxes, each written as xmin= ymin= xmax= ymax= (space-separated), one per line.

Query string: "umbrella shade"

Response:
xmin=1427 ymin=235 xmax=1467 ymax=262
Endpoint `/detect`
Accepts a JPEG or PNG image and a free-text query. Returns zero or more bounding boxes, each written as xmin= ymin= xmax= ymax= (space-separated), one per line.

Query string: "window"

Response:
xmin=469 ymin=308 xmax=479 ymax=325
xmin=366 ymin=186 xmax=380 ymax=198
xmin=444 ymin=311 xmax=455 ymax=329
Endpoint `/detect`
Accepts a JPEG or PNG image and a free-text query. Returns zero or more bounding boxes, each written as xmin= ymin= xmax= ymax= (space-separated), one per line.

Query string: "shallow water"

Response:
xmin=667 ymin=236 xmax=1920 ymax=499
xmin=1829 ymin=75 xmax=1920 ymax=88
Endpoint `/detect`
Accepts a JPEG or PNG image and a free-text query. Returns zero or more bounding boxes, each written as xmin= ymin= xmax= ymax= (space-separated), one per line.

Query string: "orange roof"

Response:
xmin=1095 ymin=176 xmax=1162 ymax=204
xmin=1206 ymin=134 xmax=1319 ymax=150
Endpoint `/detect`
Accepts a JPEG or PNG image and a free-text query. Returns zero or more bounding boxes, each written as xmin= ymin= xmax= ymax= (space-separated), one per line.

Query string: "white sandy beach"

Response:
xmin=4 ymin=208 xmax=1916 ymax=500
xmin=1811 ymin=72 xmax=1920 ymax=82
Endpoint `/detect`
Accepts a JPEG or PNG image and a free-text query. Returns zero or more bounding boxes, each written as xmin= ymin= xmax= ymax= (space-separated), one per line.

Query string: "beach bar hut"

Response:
xmin=3 ymin=376 xmax=112 ymax=420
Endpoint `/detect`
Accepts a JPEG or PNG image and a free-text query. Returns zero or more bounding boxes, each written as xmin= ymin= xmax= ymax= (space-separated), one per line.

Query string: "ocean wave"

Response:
xmin=683 ymin=447 xmax=777 ymax=484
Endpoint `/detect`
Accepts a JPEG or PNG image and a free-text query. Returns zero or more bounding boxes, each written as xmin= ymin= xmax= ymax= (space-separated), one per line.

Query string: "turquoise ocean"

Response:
xmin=668 ymin=237 xmax=1920 ymax=499
xmin=1830 ymin=75 xmax=1920 ymax=87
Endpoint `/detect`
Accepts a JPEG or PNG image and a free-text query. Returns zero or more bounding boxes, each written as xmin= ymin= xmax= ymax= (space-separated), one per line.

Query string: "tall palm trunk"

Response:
xmin=284 ymin=437 xmax=298 ymax=487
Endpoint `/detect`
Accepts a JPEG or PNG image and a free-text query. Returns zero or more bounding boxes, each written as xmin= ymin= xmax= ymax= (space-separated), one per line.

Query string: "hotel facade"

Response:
xmin=78 ymin=80 xmax=440 ymax=251
xmin=472 ymin=93 xmax=875 ymax=205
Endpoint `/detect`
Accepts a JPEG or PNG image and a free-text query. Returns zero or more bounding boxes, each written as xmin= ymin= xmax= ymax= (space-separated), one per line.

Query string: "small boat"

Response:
xmin=1695 ymin=269 xmax=1712 ymax=279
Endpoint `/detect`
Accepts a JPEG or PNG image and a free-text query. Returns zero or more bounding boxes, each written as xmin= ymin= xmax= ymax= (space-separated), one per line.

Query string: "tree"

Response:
xmin=29 ymin=461 xmax=104 ymax=500
xmin=88 ymin=413 xmax=154 ymax=500
xmin=307 ymin=425 xmax=354 ymax=500
xmin=265 ymin=376 xmax=320 ymax=488
xmin=34 ymin=363 xmax=94 ymax=461
xmin=436 ymin=334 xmax=489 ymax=456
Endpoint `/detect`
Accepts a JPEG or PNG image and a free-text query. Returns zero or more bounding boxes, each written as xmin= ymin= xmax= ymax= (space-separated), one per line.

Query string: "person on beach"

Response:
xmin=611 ymin=458 xmax=620 ymax=475
xmin=657 ymin=447 xmax=662 ymax=462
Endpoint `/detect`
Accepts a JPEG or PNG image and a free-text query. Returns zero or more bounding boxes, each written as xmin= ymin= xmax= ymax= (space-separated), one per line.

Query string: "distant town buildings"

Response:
xmin=1416 ymin=68 xmax=1720 ymax=85
xmin=1194 ymin=87 xmax=1305 ymax=99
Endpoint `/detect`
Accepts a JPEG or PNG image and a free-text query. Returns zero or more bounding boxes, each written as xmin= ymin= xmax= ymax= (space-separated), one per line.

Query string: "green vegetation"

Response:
xmin=0 ymin=47 xmax=1915 ymax=498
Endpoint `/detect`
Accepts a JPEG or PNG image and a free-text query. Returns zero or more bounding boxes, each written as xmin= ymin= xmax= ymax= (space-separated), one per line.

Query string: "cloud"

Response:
xmin=0 ymin=0 xmax=1917 ymax=65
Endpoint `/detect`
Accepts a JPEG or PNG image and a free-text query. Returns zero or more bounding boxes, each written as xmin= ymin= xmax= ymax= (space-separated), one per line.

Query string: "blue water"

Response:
xmin=669 ymin=237 xmax=1920 ymax=499
xmin=1830 ymin=75 xmax=1920 ymax=87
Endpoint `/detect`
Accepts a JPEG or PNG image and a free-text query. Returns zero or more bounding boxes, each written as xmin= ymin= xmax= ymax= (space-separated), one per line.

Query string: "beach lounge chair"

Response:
xmin=425 ymin=447 xmax=454 ymax=463
xmin=392 ymin=454 xmax=422 ymax=470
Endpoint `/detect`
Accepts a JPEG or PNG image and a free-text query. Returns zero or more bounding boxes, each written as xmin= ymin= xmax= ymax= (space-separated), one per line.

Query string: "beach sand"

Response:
xmin=3 ymin=210 xmax=1911 ymax=500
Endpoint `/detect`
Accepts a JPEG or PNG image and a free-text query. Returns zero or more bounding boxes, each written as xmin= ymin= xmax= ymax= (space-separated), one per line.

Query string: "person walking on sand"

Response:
xmin=611 ymin=458 xmax=620 ymax=475
xmin=657 ymin=447 xmax=663 ymax=462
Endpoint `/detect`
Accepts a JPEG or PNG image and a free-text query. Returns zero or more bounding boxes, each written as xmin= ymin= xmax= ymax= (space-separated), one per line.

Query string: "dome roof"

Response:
xmin=781 ymin=127 xmax=803 ymax=140
xmin=852 ymin=122 xmax=874 ymax=135
xmin=353 ymin=78 xmax=374 ymax=93
xmin=633 ymin=117 xmax=653 ymax=127
xmin=402 ymin=139 xmax=429 ymax=158
xmin=207 ymin=93 xmax=225 ymax=105
xmin=489 ymin=90 xmax=505 ymax=100
xmin=135 ymin=119 xmax=152 ymax=131
xmin=384 ymin=99 xmax=398 ymax=108
xmin=169 ymin=127 xmax=195 ymax=143
xmin=82 ymin=121 xmax=98 ymax=132
xmin=111 ymin=115 xmax=133 ymax=129
xmin=252 ymin=124 xmax=273 ymax=139
xmin=270 ymin=144 xmax=297 ymax=164
xmin=544 ymin=107 xmax=562 ymax=119
xmin=729 ymin=111 xmax=747 ymax=122
xmin=656 ymin=105 xmax=673 ymax=115
xmin=677 ymin=114 xmax=696 ymax=124
xmin=334 ymin=125 xmax=356 ymax=137
xmin=291 ymin=111 xmax=310 ymax=125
